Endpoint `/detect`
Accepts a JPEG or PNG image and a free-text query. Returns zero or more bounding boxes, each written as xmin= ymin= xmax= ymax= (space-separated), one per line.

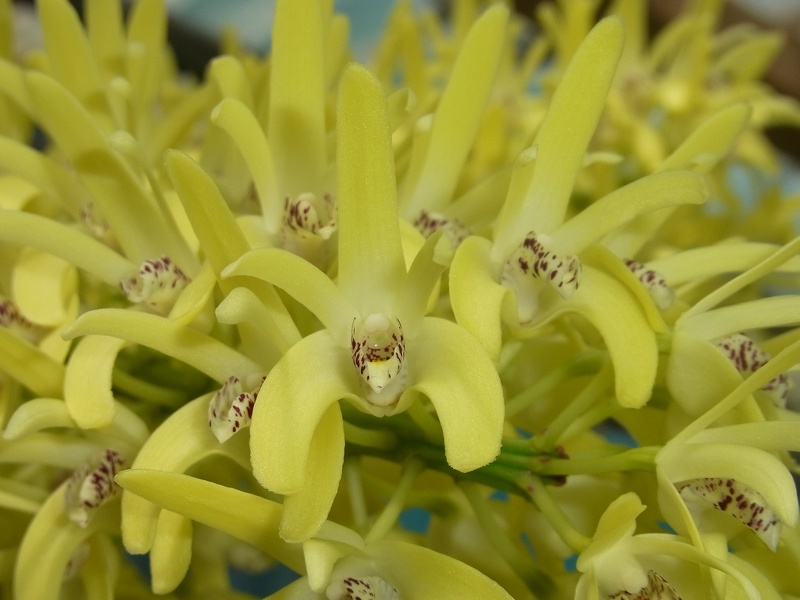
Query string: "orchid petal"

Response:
xmin=337 ymin=63 xmax=405 ymax=314
xmin=167 ymin=150 xmax=301 ymax=348
xmin=149 ymin=509 xmax=192 ymax=594
xmin=114 ymin=469 xmax=305 ymax=573
xmin=64 ymin=335 xmax=127 ymax=429
xmin=125 ymin=0 xmax=168 ymax=122
xmin=407 ymin=317 xmax=504 ymax=472
xmin=0 ymin=210 xmax=134 ymax=285
xmin=14 ymin=483 xmax=118 ymax=600
xmin=450 ymin=235 xmax=513 ymax=361
xmin=394 ymin=231 xmax=451 ymax=337
xmin=120 ymin=395 xmax=250 ymax=554
xmin=208 ymin=56 xmax=253 ymax=108
xmin=38 ymin=0 xmax=109 ymax=119
xmin=211 ymin=98 xmax=281 ymax=230
xmin=552 ymin=171 xmax=707 ymax=256
xmin=659 ymin=103 xmax=750 ymax=173
xmin=223 ymin=248 xmax=353 ymax=341
xmin=532 ymin=263 xmax=657 ymax=408
xmin=63 ymin=308 xmax=261 ymax=382
xmin=25 ymin=72 xmax=193 ymax=267
xmin=496 ymin=17 xmax=623 ymax=244
xmin=250 ymin=331 xmax=359 ymax=495
xmin=168 ymin=261 xmax=217 ymax=327
xmin=12 ymin=249 xmax=76 ymax=327
xmin=370 ymin=539 xmax=514 ymax=599
xmin=401 ymin=4 xmax=508 ymax=215
xmin=280 ymin=403 xmax=344 ymax=543
xmin=690 ymin=421 xmax=800 ymax=452
xmin=679 ymin=296 xmax=800 ymax=340
xmin=84 ymin=0 xmax=124 ymax=75
xmin=269 ymin=0 xmax=327 ymax=196
xmin=659 ymin=443 xmax=798 ymax=528
xmin=648 ymin=242 xmax=800 ymax=287
xmin=0 ymin=328 xmax=64 ymax=398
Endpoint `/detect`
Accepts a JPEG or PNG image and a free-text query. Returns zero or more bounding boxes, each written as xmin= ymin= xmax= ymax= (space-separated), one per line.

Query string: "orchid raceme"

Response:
xmin=2 ymin=0 xmax=800 ymax=598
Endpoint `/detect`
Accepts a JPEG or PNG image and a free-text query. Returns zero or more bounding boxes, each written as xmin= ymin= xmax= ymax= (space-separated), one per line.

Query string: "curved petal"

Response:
xmin=63 ymin=308 xmax=262 ymax=382
xmin=223 ymin=248 xmax=354 ymax=341
xmin=115 ymin=469 xmax=305 ymax=573
xmin=212 ymin=98 xmax=281 ymax=229
xmin=400 ymin=4 xmax=509 ymax=215
xmin=280 ymin=403 xmax=344 ymax=543
xmin=0 ymin=327 xmax=64 ymax=398
xmin=407 ymin=317 xmax=504 ymax=472
xmin=679 ymin=296 xmax=800 ymax=340
xmin=659 ymin=443 xmax=799 ymax=528
xmin=64 ymin=335 xmax=126 ymax=429
xmin=496 ymin=17 xmax=623 ymax=246
xmin=371 ymin=539 xmax=514 ymax=599
xmin=121 ymin=395 xmax=250 ymax=554
xmin=552 ymin=170 xmax=707 ymax=256
xmin=450 ymin=235 xmax=513 ymax=361
xmin=150 ymin=509 xmax=192 ymax=594
xmin=337 ymin=64 xmax=405 ymax=313
xmin=250 ymin=330 xmax=360 ymax=495
xmin=532 ymin=264 xmax=657 ymax=408
xmin=14 ymin=482 xmax=118 ymax=600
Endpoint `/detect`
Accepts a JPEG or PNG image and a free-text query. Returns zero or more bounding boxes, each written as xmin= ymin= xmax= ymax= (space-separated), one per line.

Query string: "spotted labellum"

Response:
xmin=64 ymin=449 xmax=126 ymax=528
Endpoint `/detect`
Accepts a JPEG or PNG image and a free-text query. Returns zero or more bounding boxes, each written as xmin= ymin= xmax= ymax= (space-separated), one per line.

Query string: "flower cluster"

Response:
xmin=1 ymin=0 xmax=800 ymax=598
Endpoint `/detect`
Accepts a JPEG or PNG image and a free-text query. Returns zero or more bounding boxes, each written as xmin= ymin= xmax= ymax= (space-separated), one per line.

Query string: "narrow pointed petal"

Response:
xmin=496 ymin=17 xmax=623 ymax=244
xmin=679 ymin=296 xmax=800 ymax=340
xmin=250 ymin=331 xmax=359 ymax=495
xmin=690 ymin=421 xmax=800 ymax=452
xmin=269 ymin=0 xmax=327 ymax=196
xmin=212 ymin=98 xmax=281 ymax=230
xmin=125 ymin=0 xmax=168 ymax=128
xmin=407 ymin=318 xmax=504 ymax=472
xmin=450 ymin=235 xmax=513 ymax=361
xmin=551 ymin=171 xmax=707 ymax=256
xmin=532 ymin=263 xmax=657 ymax=408
xmin=337 ymin=64 xmax=406 ymax=313
xmin=120 ymin=395 xmax=251 ymax=554
xmin=115 ymin=469 xmax=305 ymax=573
xmin=149 ymin=509 xmax=192 ymax=594
xmin=659 ymin=103 xmax=750 ymax=173
xmin=280 ymin=404 xmax=344 ymax=543
xmin=3 ymin=398 xmax=74 ymax=438
xmin=0 ymin=328 xmax=64 ymax=398
xmin=401 ymin=5 xmax=509 ymax=215
xmin=64 ymin=335 xmax=127 ymax=429
xmin=223 ymin=248 xmax=354 ymax=342
xmin=25 ymin=72 xmax=193 ymax=267
xmin=63 ymin=308 xmax=262 ymax=382
xmin=85 ymin=0 xmax=125 ymax=74
xmin=38 ymin=0 xmax=109 ymax=118
xmin=208 ymin=56 xmax=253 ymax=108
xmin=0 ymin=210 xmax=135 ymax=285
xmin=370 ymin=540 xmax=513 ymax=599
xmin=167 ymin=150 xmax=301 ymax=348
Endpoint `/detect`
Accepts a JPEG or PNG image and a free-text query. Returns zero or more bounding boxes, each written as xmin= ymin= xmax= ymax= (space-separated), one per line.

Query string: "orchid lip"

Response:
xmin=120 ymin=256 xmax=190 ymax=314
xmin=350 ymin=314 xmax=406 ymax=397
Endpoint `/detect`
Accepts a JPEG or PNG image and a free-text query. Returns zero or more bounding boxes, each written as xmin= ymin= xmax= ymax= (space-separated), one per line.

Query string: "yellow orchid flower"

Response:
xmin=222 ymin=63 xmax=504 ymax=542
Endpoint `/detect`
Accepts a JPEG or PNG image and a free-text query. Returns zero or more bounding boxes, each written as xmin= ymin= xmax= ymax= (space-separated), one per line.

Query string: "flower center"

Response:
xmin=412 ymin=210 xmax=471 ymax=246
xmin=64 ymin=448 xmax=126 ymax=527
xmin=351 ymin=314 xmax=405 ymax=398
xmin=281 ymin=192 xmax=337 ymax=267
xmin=208 ymin=374 xmax=265 ymax=443
xmin=501 ymin=232 xmax=581 ymax=322
xmin=677 ymin=477 xmax=781 ymax=550
xmin=326 ymin=575 xmax=399 ymax=600
xmin=714 ymin=333 xmax=789 ymax=407
xmin=623 ymin=258 xmax=674 ymax=311
xmin=119 ymin=256 xmax=189 ymax=315
xmin=608 ymin=570 xmax=681 ymax=599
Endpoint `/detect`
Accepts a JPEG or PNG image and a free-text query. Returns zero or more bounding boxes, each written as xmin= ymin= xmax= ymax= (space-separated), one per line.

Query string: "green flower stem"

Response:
xmin=533 ymin=446 xmax=659 ymax=476
xmin=505 ymin=350 xmax=604 ymax=418
xmin=556 ymin=399 xmax=619 ymax=443
xmin=460 ymin=481 xmax=555 ymax=598
xmin=343 ymin=457 xmax=368 ymax=531
xmin=522 ymin=474 xmax=592 ymax=553
xmin=364 ymin=457 xmax=425 ymax=544
xmin=342 ymin=421 xmax=398 ymax=451
xmin=111 ymin=367 xmax=187 ymax=408
xmin=534 ymin=361 xmax=612 ymax=450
